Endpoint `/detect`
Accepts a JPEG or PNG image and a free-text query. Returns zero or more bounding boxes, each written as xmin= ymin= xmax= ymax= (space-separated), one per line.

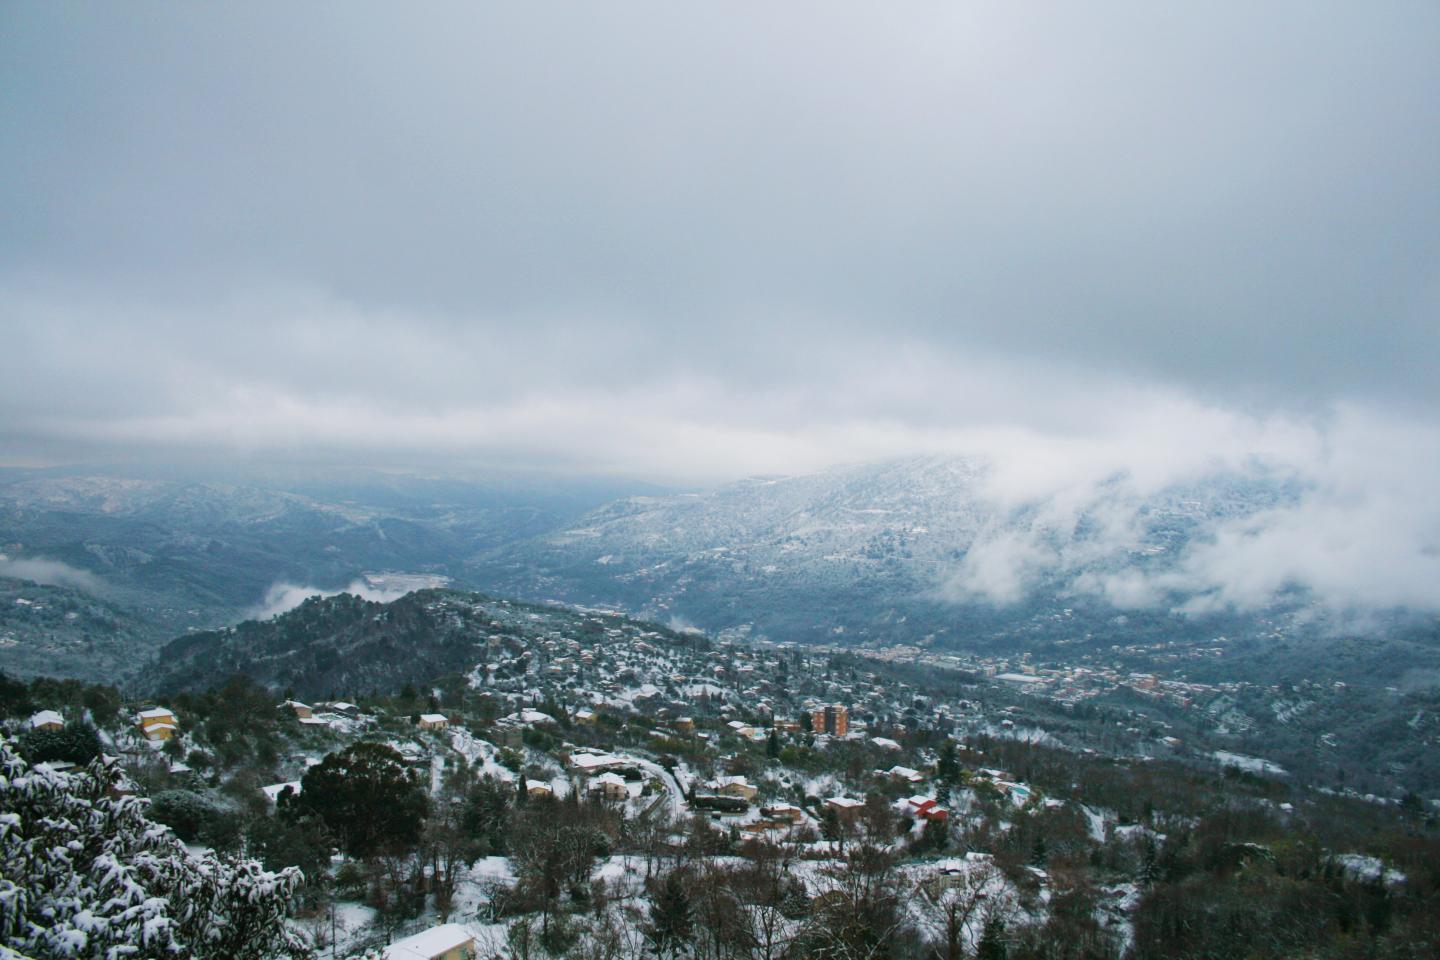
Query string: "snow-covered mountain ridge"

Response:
xmin=468 ymin=455 xmax=1308 ymax=648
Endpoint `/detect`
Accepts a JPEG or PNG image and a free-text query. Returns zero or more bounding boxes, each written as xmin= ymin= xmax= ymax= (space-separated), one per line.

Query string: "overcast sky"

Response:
xmin=2 ymin=5 xmax=1437 ymax=518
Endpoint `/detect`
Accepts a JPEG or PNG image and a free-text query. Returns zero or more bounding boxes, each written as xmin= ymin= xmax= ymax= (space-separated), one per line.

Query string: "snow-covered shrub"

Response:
xmin=0 ymin=735 xmax=310 ymax=959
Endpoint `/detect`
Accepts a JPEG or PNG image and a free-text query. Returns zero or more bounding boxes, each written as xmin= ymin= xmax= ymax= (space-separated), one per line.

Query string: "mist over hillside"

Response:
xmin=466 ymin=455 xmax=1360 ymax=649
xmin=1 ymin=457 xmax=1431 ymax=685
xmin=0 ymin=469 xmax=660 ymax=679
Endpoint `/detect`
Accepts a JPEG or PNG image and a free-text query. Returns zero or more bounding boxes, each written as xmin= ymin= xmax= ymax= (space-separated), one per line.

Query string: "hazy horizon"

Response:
xmin=3 ymin=4 xmax=1438 ymax=609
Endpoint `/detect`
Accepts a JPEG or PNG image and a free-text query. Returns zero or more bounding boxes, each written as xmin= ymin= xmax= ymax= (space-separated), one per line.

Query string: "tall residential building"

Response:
xmin=810 ymin=704 xmax=849 ymax=736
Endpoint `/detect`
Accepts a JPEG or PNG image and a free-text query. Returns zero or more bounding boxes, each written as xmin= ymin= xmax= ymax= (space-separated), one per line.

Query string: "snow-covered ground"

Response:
xmin=1212 ymin=751 xmax=1288 ymax=777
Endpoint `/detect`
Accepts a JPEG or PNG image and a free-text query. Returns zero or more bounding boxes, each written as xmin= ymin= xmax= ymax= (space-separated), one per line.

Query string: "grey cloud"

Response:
xmin=1 ymin=4 xmax=1437 ymax=613
xmin=941 ymin=407 xmax=1440 ymax=613
xmin=0 ymin=557 xmax=106 ymax=595
xmin=251 ymin=580 xmax=421 ymax=621
xmin=3 ymin=3 xmax=1437 ymax=407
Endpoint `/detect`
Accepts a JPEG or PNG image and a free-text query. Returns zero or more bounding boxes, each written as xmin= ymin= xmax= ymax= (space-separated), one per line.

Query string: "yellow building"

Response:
xmin=136 ymin=707 xmax=178 ymax=742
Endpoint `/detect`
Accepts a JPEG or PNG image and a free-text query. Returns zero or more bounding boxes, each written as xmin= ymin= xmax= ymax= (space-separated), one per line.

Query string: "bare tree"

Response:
xmin=916 ymin=861 xmax=1008 ymax=960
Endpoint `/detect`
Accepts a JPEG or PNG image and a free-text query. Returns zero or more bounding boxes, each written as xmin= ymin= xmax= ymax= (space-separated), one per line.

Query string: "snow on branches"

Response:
xmin=0 ymin=736 xmax=311 ymax=959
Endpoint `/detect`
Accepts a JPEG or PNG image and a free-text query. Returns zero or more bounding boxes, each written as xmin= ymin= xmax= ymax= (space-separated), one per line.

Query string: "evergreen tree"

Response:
xmin=1030 ymin=834 xmax=1048 ymax=867
xmin=922 ymin=817 xmax=949 ymax=852
xmin=977 ymin=917 xmax=1007 ymax=960
xmin=937 ymin=739 xmax=960 ymax=783
xmin=0 ymin=736 xmax=309 ymax=959
xmin=647 ymin=871 xmax=694 ymax=958
xmin=286 ymin=742 xmax=427 ymax=858
xmin=1139 ymin=834 xmax=1160 ymax=886
xmin=766 ymin=729 xmax=781 ymax=760
xmin=18 ymin=724 xmax=102 ymax=766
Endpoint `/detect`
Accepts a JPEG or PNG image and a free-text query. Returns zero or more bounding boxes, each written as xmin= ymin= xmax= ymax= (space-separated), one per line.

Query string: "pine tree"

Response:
xmin=766 ymin=729 xmax=781 ymax=759
xmin=1030 ymin=834 xmax=1048 ymax=867
xmin=1139 ymin=834 xmax=1160 ymax=886
xmin=937 ymin=739 xmax=960 ymax=783
xmin=977 ymin=917 xmax=1007 ymax=960
xmin=922 ymin=816 xmax=949 ymax=852
xmin=647 ymin=871 xmax=694 ymax=958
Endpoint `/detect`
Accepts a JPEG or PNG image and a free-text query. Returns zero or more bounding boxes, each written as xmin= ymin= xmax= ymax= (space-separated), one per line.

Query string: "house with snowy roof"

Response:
xmin=567 ymin=751 xmax=625 ymax=774
xmin=760 ymin=802 xmax=804 ymax=823
xmin=708 ymin=775 xmax=758 ymax=801
xmin=260 ymin=781 xmax=302 ymax=806
xmin=382 ymin=922 xmax=477 ymax=960
xmin=901 ymin=795 xmax=949 ymax=822
xmin=589 ymin=771 xmax=629 ymax=801
xmin=136 ymin=707 xmax=178 ymax=742
xmin=28 ymin=709 xmax=64 ymax=731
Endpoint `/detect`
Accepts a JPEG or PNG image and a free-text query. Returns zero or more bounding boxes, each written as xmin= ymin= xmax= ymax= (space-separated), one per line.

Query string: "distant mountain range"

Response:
xmin=0 ymin=469 xmax=651 ymax=680
xmin=0 ymin=456 xmax=1385 ymax=682
xmin=465 ymin=455 xmax=1307 ymax=650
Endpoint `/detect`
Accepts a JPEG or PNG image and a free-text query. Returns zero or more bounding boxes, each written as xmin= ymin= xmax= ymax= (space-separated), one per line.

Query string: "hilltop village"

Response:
xmin=3 ymin=592 xmax=1436 ymax=959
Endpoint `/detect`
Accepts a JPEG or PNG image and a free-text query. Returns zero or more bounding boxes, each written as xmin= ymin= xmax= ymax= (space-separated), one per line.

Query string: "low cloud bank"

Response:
xmin=940 ymin=407 xmax=1440 ymax=616
xmin=251 ymin=580 xmax=417 ymax=620
xmin=0 ymin=557 xmax=106 ymax=595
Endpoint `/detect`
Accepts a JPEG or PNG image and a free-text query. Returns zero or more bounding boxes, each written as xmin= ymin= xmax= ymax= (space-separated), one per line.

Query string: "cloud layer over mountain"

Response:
xmin=2 ymin=3 xmax=1437 ymax=610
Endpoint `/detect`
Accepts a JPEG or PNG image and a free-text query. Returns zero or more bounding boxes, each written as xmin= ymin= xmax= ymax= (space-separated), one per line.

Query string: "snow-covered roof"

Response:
xmin=525 ymin=779 xmax=552 ymax=792
xmin=568 ymin=752 xmax=623 ymax=771
xmin=278 ymin=700 xmax=312 ymax=710
xmin=260 ymin=781 xmax=302 ymax=803
xmin=137 ymin=707 xmax=175 ymax=720
xmin=418 ymin=713 xmax=448 ymax=724
xmin=34 ymin=760 xmax=76 ymax=775
xmin=825 ymin=796 xmax=864 ymax=808
xmin=383 ymin=923 xmax=476 ymax=960
xmin=871 ymin=737 xmax=901 ymax=750
xmin=592 ymin=772 xmax=627 ymax=786
xmin=28 ymin=710 xmax=63 ymax=728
